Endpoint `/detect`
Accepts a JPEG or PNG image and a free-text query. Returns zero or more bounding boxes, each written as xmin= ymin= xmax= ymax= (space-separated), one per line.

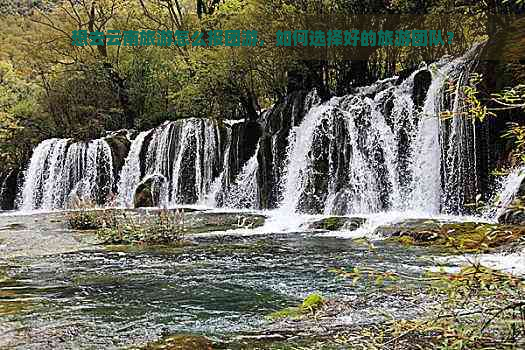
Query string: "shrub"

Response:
xmin=66 ymin=208 xmax=118 ymax=230
xmin=97 ymin=209 xmax=187 ymax=245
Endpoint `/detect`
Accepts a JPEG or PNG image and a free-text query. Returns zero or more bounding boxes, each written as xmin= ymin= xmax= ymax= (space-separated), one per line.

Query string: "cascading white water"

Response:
xmin=16 ymin=49 xmax=483 ymax=214
xmin=142 ymin=118 xmax=220 ymax=206
xmin=116 ymin=131 xmax=150 ymax=207
xmin=280 ymin=79 xmax=418 ymax=215
xmin=203 ymin=127 xmax=232 ymax=207
xmin=485 ymin=165 xmax=525 ymax=220
xmin=19 ymin=138 xmax=114 ymax=210
xmin=278 ymin=48 xmax=479 ymax=216
xmin=20 ymin=139 xmax=58 ymax=210
xmin=224 ymin=143 xmax=261 ymax=209
xmin=279 ymin=102 xmax=331 ymax=213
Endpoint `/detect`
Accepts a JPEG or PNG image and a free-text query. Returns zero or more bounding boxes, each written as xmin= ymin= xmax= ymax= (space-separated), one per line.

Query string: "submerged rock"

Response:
xmin=143 ymin=334 xmax=213 ymax=350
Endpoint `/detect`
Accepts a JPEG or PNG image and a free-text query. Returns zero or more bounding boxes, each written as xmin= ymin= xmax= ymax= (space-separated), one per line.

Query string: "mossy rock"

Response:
xmin=144 ymin=334 xmax=213 ymax=350
xmin=382 ymin=219 xmax=525 ymax=253
xmin=267 ymin=306 xmax=303 ymax=320
xmin=309 ymin=216 xmax=365 ymax=231
xmin=268 ymin=293 xmax=325 ymax=320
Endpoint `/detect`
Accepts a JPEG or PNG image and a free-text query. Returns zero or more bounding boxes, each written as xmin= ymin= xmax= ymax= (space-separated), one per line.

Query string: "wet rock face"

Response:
xmin=105 ymin=134 xmax=131 ymax=190
xmin=134 ymin=175 xmax=166 ymax=208
xmin=0 ymin=169 xmax=19 ymax=210
xmin=256 ymin=90 xmax=311 ymax=209
xmin=412 ymin=70 xmax=432 ymax=107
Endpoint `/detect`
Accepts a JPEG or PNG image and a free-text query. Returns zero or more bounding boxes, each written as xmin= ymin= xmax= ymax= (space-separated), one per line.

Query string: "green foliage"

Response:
xmin=67 ymin=211 xmax=109 ymax=230
xmin=503 ymin=123 xmax=525 ymax=165
xmin=330 ymin=266 xmax=400 ymax=287
xmin=301 ymin=293 xmax=325 ymax=312
xmin=268 ymin=293 xmax=325 ymax=320
xmin=0 ymin=60 xmax=41 ymax=167
xmin=330 ymin=261 xmax=525 ymax=349
xmin=421 ymin=265 xmax=525 ymax=349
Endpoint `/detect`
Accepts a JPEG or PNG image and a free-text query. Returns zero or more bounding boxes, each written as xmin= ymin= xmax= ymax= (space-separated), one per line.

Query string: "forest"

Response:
xmin=0 ymin=0 xmax=522 ymax=172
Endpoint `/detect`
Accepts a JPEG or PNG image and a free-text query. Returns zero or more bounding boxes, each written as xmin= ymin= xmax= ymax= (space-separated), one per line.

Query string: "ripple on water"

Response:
xmin=0 ymin=234 xmax=443 ymax=349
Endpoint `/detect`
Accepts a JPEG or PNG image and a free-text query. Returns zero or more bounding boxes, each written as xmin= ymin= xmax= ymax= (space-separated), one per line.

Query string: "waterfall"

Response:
xmin=143 ymin=118 xmax=221 ymax=206
xmin=280 ymin=77 xmax=419 ymax=215
xmin=16 ymin=48 xmax=484 ymax=214
xmin=277 ymin=49 xmax=479 ymax=215
xmin=116 ymin=131 xmax=150 ymax=207
xmin=19 ymin=138 xmax=114 ymax=210
xmin=485 ymin=165 xmax=525 ymax=220
xmin=20 ymin=139 xmax=68 ymax=210
xmin=224 ymin=143 xmax=260 ymax=209
xmin=203 ymin=127 xmax=232 ymax=207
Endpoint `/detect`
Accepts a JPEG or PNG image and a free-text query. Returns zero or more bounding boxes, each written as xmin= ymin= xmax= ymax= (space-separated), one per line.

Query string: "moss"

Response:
xmin=268 ymin=293 xmax=325 ymax=320
xmin=301 ymin=293 xmax=324 ymax=312
xmin=267 ymin=306 xmax=303 ymax=320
